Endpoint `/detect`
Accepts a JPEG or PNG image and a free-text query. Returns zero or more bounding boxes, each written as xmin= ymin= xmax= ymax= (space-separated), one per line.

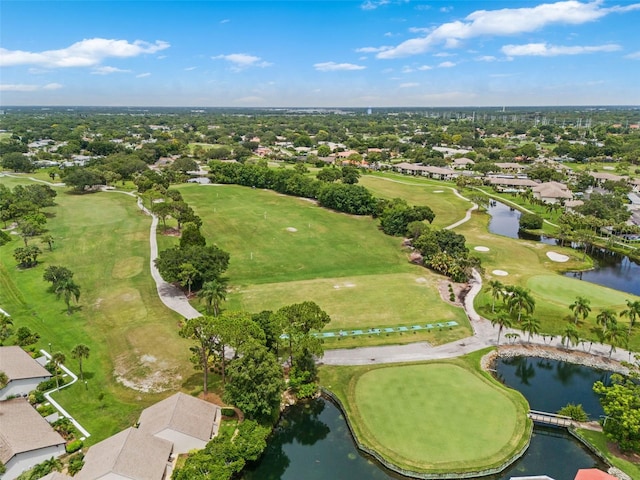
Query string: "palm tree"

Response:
xmin=71 ymin=344 xmax=90 ymax=381
xmin=603 ymin=323 xmax=628 ymax=358
xmin=197 ymin=277 xmax=229 ymax=316
xmin=485 ymin=280 xmax=504 ymax=313
xmin=521 ymin=315 xmax=541 ymax=343
xmin=561 ymin=324 xmax=580 ymax=348
xmin=55 ymin=278 xmax=81 ymax=314
xmin=41 ymin=234 xmax=54 ymax=251
xmin=508 ymin=286 xmax=536 ymax=322
xmin=491 ymin=312 xmax=512 ymax=346
xmin=51 ymin=351 xmax=66 ymax=390
xmin=620 ymin=299 xmax=640 ymax=336
xmin=596 ymin=309 xmax=617 ymax=335
xmin=569 ymin=296 xmax=591 ymax=324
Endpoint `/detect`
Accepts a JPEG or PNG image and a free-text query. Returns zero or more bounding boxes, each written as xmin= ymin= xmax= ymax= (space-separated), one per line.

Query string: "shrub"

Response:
xmin=37 ymin=377 xmax=65 ymax=391
xmin=29 ymin=390 xmax=45 ymax=404
xmin=66 ymin=439 xmax=83 ymax=454
xmin=557 ymin=403 xmax=588 ymax=422
xmin=220 ymin=407 xmax=235 ymax=417
xmin=67 ymin=453 xmax=85 ymax=475
xmin=295 ymin=382 xmax=318 ymax=399
xmin=519 ymin=212 xmax=543 ymax=230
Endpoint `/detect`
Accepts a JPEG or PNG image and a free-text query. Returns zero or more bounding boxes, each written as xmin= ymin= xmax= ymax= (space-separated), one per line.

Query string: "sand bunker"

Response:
xmin=546 ymin=251 xmax=570 ymax=262
xmin=286 ymin=227 xmax=298 ymax=232
xmin=474 ymin=246 xmax=490 ymax=252
xmin=333 ymin=282 xmax=356 ymax=289
xmin=492 ymin=270 xmax=509 ymax=276
xmin=433 ymin=190 xmax=444 ymax=193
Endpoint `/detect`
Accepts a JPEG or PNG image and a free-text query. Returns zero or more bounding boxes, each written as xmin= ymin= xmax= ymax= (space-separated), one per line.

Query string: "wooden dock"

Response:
xmin=528 ymin=410 xmax=573 ymax=428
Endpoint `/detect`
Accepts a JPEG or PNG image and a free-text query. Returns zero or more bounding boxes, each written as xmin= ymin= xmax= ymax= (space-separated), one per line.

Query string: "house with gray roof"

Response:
xmin=0 ymin=398 xmax=66 ymax=480
xmin=0 ymin=346 xmax=52 ymax=400
xmin=138 ymin=392 xmax=221 ymax=455
xmin=75 ymin=427 xmax=172 ymax=480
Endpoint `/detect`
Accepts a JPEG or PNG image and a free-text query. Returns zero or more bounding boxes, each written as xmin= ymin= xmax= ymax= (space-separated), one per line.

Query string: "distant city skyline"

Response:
xmin=1 ymin=0 xmax=639 ymax=107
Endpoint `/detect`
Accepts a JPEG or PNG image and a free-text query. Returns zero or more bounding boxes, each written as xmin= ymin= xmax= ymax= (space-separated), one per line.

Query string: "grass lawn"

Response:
xmin=573 ymin=429 xmax=640 ymax=479
xmin=453 ymin=210 xmax=640 ymax=350
xmin=0 ymin=176 xmax=194 ymax=443
xmin=177 ymin=183 xmax=472 ymax=347
xmin=320 ymin=350 xmax=531 ymax=474
xmin=359 ymin=172 xmax=472 ymax=228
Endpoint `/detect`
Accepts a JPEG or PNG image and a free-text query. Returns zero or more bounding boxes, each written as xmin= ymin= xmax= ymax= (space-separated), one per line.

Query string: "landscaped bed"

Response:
xmin=320 ymin=350 xmax=531 ymax=475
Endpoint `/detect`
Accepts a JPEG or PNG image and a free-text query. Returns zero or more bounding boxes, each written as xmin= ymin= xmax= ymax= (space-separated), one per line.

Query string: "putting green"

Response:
xmin=353 ymin=363 xmax=529 ymax=472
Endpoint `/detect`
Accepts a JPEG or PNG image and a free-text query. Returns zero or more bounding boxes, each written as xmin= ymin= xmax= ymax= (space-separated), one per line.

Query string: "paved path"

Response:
xmin=445 ymin=189 xmax=478 ymax=230
xmin=322 ymin=269 xmax=635 ymax=366
xmin=103 ymin=189 xmax=202 ymax=319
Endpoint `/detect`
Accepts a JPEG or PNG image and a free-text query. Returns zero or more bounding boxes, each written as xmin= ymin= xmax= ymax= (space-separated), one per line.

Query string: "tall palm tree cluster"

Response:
xmin=567 ymin=296 xmax=640 ymax=357
xmin=485 ymin=279 xmax=639 ymax=357
xmin=486 ymin=280 xmax=538 ymax=345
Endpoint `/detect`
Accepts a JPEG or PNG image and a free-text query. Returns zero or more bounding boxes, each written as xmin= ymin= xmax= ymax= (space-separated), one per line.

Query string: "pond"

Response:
xmin=243 ymin=365 xmax=607 ymax=480
xmin=486 ymin=200 xmax=640 ymax=296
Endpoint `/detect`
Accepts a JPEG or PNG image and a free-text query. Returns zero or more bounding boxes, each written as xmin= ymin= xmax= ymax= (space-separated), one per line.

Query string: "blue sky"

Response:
xmin=1 ymin=0 xmax=639 ymax=107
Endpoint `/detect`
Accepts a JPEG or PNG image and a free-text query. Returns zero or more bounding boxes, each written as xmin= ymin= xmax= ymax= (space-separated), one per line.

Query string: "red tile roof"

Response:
xmin=574 ymin=469 xmax=617 ymax=480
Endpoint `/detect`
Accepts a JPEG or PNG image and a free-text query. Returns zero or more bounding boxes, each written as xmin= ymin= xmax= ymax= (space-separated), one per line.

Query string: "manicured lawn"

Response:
xmin=228 ymin=272 xmax=472 ymax=347
xmin=177 ymin=183 xmax=472 ymax=346
xmin=178 ymin=184 xmax=410 ymax=285
xmin=359 ymin=172 xmax=471 ymax=228
xmin=320 ymin=351 xmax=531 ymax=474
xmin=0 ymin=177 xmax=193 ymax=443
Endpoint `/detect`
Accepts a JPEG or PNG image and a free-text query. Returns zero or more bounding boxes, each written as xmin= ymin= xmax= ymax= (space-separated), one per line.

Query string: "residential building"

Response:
xmin=0 ymin=398 xmax=66 ymax=480
xmin=574 ymin=469 xmax=617 ymax=480
xmin=0 ymin=346 xmax=52 ymax=400
xmin=532 ymin=181 xmax=573 ymax=204
xmin=137 ymin=392 xmax=221 ymax=455
xmin=76 ymin=428 xmax=172 ymax=480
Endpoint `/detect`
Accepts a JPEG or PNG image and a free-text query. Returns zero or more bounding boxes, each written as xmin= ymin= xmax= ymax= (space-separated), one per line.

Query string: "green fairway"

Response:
xmin=359 ymin=172 xmax=471 ymax=228
xmin=320 ymin=352 xmax=530 ymax=474
xmin=0 ymin=177 xmax=193 ymax=442
xmin=228 ymin=272 xmax=472 ymax=346
xmin=178 ymin=184 xmax=410 ymax=285
xmin=179 ymin=183 xmax=472 ymax=346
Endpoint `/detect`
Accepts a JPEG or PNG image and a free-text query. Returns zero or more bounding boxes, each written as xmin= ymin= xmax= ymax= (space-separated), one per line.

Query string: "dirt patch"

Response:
xmin=437 ymin=280 xmax=468 ymax=307
xmin=608 ymin=441 xmax=640 ymax=464
xmin=286 ymin=227 xmax=298 ymax=232
xmin=114 ymin=353 xmax=183 ymax=393
xmin=161 ymin=227 xmax=181 ymax=237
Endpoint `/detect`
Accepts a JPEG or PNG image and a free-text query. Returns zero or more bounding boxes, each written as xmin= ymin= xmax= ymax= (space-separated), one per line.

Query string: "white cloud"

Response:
xmin=434 ymin=52 xmax=456 ymax=57
xmin=626 ymin=51 xmax=640 ymax=59
xmin=314 ymin=62 xmax=366 ymax=71
xmin=0 ymin=83 xmax=62 ymax=91
xmin=399 ymin=82 xmax=419 ymax=88
xmin=136 ymin=72 xmax=151 ymax=78
xmin=417 ymin=65 xmax=433 ymax=70
xmin=402 ymin=66 xmax=414 ymax=73
xmin=476 ymin=55 xmax=498 ymax=62
xmin=0 ymin=38 xmax=170 ymax=67
xmin=377 ymin=1 xmax=634 ymax=59
xmin=356 ymin=46 xmax=391 ymax=53
xmin=91 ymin=66 xmax=131 ymax=75
xmin=438 ymin=61 xmax=456 ymax=68
xmin=440 ymin=6 xmax=453 ymax=13
xmin=502 ymin=42 xmax=621 ymax=56
xmin=184 ymin=66 xmax=198 ymax=71
xmin=212 ymin=53 xmax=272 ymax=70
xmin=220 ymin=19 xmax=230 ymax=24
xmin=361 ymin=0 xmax=390 ymax=10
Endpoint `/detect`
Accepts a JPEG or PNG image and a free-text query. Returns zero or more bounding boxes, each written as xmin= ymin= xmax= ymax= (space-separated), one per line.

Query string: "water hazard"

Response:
xmin=486 ymin=200 xmax=640 ymax=296
xmin=243 ymin=391 xmax=605 ymax=479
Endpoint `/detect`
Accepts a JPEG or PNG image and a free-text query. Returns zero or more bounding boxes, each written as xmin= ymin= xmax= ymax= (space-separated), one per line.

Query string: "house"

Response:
xmin=138 ymin=392 xmax=221 ymax=455
xmin=485 ymin=177 xmax=539 ymax=192
xmin=452 ymin=157 xmax=475 ymax=169
xmin=495 ymin=162 xmax=527 ymax=173
xmin=0 ymin=346 xmax=52 ymax=400
xmin=0 ymin=398 xmax=66 ymax=480
xmin=532 ymin=181 xmax=573 ymax=204
xmin=75 ymin=427 xmax=172 ymax=480
xmin=589 ymin=172 xmax=626 ymax=186
xmin=39 ymin=473 xmax=72 ymax=480
xmin=574 ymin=469 xmax=617 ymax=480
